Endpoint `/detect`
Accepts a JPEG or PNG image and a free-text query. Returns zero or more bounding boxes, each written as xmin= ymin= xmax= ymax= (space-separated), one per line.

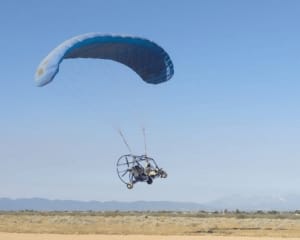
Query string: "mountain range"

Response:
xmin=1 ymin=194 xmax=300 ymax=211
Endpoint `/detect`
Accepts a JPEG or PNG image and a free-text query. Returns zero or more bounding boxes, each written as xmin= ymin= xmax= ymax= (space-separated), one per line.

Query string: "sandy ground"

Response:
xmin=2 ymin=213 xmax=300 ymax=237
xmin=1 ymin=212 xmax=300 ymax=238
xmin=1 ymin=233 xmax=300 ymax=240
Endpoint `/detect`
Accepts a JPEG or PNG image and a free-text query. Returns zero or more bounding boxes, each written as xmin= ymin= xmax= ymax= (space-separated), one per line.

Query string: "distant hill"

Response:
xmin=205 ymin=194 xmax=300 ymax=211
xmin=0 ymin=198 xmax=205 ymax=211
xmin=1 ymin=194 xmax=300 ymax=211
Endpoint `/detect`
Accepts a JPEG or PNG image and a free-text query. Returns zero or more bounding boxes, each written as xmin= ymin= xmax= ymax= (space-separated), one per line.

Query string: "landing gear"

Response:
xmin=147 ymin=177 xmax=153 ymax=184
xmin=159 ymin=169 xmax=168 ymax=178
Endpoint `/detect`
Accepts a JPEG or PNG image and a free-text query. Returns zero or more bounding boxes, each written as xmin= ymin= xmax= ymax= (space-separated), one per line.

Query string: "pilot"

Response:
xmin=145 ymin=162 xmax=158 ymax=177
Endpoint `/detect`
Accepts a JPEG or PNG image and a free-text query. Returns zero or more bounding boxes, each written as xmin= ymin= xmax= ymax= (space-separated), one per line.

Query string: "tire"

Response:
xmin=147 ymin=177 xmax=153 ymax=184
xmin=161 ymin=171 xmax=168 ymax=178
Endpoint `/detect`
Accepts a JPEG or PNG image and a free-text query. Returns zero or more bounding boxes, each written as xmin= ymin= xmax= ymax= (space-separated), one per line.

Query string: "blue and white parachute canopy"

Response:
xmin=35 ymin=33 xmax=174 ymax=87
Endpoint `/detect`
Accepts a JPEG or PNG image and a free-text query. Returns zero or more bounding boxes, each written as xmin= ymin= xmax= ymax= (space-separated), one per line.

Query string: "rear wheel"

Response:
xmin=147 ymin=177 xmax=153 ymax=184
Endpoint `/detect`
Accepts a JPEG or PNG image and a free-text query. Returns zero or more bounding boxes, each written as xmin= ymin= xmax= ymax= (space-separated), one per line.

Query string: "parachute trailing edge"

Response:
xmin=35 ymin=33 xmax=174 ymax=87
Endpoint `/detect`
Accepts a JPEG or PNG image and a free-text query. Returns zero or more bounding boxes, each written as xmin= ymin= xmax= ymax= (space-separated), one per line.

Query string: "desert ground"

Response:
xmin=2 ymin=233 xmax=300 ymax=240
xmin=1 ymin=211 xmax=300 ymax=239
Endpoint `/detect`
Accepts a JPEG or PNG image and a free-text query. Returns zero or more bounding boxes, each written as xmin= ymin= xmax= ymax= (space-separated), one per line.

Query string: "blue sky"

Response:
xmin=1 ymin=0 xmax=300 ymax=203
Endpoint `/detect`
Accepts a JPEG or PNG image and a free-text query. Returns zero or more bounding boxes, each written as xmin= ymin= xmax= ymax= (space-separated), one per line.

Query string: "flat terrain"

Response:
xmin=1 ymin=211 xmax=300 ymax=238
xmin=2 ymin=233 xmax=300 ymax=240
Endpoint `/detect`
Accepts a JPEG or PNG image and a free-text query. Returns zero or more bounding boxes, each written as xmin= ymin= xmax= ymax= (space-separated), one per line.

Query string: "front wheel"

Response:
xmin=160 ymin=170 xmax=168 ymax=178
xmin=127 ymin=183 xmax=133 ymax=189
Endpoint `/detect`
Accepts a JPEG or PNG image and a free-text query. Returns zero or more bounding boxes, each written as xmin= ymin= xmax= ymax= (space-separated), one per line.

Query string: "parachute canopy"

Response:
xmin=35 ymin=33 xmax=174 ymax=87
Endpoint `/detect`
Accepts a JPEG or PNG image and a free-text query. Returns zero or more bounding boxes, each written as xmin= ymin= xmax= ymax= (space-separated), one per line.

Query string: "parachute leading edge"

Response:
xmin=35 ymin=33 xmax=174 ymax=86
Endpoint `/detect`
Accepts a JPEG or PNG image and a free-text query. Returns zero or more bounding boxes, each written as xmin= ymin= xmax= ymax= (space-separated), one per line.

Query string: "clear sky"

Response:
xmin=1 ymin=0 xmax=300 ymax=203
